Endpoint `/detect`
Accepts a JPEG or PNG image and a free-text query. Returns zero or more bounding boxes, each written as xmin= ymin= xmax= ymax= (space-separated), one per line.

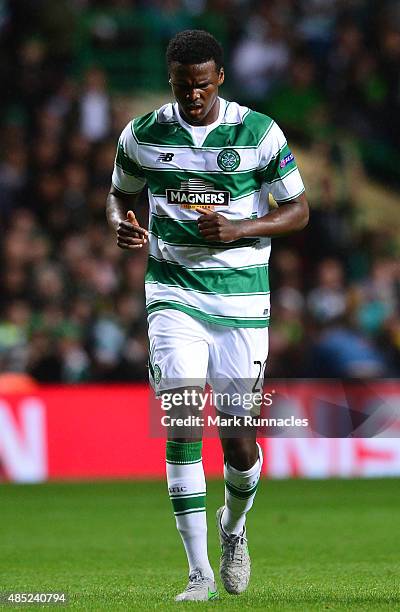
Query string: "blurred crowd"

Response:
xmin=0 ymin=0 xmax=399 ymax=382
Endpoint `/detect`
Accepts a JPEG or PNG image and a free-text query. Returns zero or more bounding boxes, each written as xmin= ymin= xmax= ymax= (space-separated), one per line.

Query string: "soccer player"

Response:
xmin=107 ymin=30 xmax=309 ymax=601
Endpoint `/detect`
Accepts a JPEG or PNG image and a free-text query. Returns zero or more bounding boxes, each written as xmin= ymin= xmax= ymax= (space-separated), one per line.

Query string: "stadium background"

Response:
xmin=0 ymin=0 xmax=399 ymax=475
xmin=1 ymin=0 xmax=400 ymax=389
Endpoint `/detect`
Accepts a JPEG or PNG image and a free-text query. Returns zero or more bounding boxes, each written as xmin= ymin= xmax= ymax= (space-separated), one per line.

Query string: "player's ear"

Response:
xmin=217 ymin=68 xmax=224 ymax=86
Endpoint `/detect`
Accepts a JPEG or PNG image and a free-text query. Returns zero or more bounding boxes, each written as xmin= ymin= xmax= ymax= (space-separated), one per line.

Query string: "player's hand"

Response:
xmin=196 ymin=207 xmax=242 ymax=243
xmin=116 ymin=210 xmax=148 ymax=249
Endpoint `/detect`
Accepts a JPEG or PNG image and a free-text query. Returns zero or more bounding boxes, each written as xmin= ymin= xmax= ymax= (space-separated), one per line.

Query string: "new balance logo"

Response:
xmin=157 ymin=152 xmax=174 ymax=162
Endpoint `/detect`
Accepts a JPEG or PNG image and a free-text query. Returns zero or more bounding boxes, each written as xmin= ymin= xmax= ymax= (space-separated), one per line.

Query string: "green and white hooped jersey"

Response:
xmin=112 ymin=98 xmax=305 ymax=328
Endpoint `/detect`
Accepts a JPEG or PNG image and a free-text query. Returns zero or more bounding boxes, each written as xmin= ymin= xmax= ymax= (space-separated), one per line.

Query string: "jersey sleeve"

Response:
xmin=112 ymin=121 xmax=147 ymax=194
xmin=258 ymin=121 xmax=305 ymax=203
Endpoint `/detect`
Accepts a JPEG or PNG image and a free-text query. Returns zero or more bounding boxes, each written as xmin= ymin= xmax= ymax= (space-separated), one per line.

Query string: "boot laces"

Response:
xmin=224 ymin=532 xmax=248 ymax=563
xmin=186 ymin=569 xmax=207 ymax=590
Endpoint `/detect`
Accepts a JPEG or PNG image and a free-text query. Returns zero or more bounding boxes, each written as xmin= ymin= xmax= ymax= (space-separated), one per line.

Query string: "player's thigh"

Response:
xmin=148 ymin=309 xmax=210 ymax=392
xmin=210 ymin=325 xmax=269 ymax=381
xmin=209 ymin=326 xmax=269 ymax=416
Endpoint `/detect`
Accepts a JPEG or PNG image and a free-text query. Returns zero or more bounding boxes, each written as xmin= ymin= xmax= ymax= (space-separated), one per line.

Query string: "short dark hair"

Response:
xmin=166 ymin=30 xmax=224 ymax=72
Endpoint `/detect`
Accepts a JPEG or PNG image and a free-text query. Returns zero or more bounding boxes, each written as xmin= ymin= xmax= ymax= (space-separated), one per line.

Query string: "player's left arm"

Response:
xmin=197 ymin=119 xmax=309 ymax=242
xmin=197 ymin=121 xmax=309 ymax=242
xmin=196 ymin=193 xmax=309 ymax=242
xmin=234 ymin=191 xmax=309 ymax=239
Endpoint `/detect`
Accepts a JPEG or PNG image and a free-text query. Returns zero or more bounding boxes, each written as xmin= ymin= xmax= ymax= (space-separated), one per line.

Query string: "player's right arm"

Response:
xmin=107 ymin=121 xmax=148 ymax=249
xmin=106 ymin=187 xmax=148 ymax=250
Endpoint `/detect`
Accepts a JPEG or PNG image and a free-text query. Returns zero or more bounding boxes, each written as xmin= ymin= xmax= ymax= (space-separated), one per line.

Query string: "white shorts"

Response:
xmin=148 ymin=309 xmax=269 ymax=416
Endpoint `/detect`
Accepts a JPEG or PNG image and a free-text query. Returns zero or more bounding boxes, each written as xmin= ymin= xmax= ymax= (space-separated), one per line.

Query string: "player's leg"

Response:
xmin=148 ymin=310 xmax=217 ymax=601
xmin=219 ymin=434 xmax=263 ymax=536
xmin=167 ymin=428 xmax=217 ymax=601
xmin=165 ymin=410 xmax=212 ymax=587
xmin=216 ymin=427 xmax=263 ymax=594
xmin=209 ymin=324 xmax=268 ymax=594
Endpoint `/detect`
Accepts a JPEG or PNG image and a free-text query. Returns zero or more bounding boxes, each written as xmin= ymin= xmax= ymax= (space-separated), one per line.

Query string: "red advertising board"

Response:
xmin=0 ymin=385 xmax=224 ymax=482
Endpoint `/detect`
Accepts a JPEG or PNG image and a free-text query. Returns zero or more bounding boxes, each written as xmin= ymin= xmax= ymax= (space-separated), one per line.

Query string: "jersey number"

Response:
xmin=252 ymin=359 xmax=267 ymax=393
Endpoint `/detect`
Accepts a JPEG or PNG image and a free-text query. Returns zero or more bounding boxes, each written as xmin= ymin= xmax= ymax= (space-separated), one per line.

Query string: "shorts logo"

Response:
xmin=279 ymin=152 xmax=294 ymax=168
xmin=154 ymin=364 xmax=162 ymax=385
xmin=166 ymin=178 xmax=230 ymax=209
xmin=217 ymin=149 xmax=241 ymax=171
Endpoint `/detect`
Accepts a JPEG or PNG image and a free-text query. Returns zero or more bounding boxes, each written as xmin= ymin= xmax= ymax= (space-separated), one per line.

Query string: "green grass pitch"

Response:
xmin=1 ymin=479 xmax=399 ymax=610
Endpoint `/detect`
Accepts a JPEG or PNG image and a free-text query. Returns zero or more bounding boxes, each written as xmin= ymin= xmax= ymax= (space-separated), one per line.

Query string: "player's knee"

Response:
xmin=224 ymin=440 xmax=258 ymax=471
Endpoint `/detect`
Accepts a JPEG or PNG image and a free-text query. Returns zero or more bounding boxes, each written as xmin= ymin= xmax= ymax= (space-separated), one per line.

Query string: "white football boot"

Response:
xmin=175 ymin=569 xmax=219 ymax=602
xmin=216 ymin=506 xmax=250 ymax=594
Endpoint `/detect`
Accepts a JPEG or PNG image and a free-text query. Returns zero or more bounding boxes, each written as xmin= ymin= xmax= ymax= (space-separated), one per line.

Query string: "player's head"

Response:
xmin=166 ymin=30 xmax=225 ymax=126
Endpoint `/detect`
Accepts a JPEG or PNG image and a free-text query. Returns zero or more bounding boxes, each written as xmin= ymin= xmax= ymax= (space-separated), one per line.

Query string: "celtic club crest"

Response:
xmin=217 ymin=148 xmax=241 ymax=171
